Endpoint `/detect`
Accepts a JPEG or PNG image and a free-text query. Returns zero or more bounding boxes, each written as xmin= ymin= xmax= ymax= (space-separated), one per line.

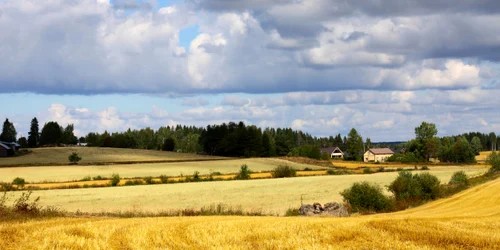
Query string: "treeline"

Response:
xmin=84 ymin=125 xmax=204 ymax=153
xmin=390 ymin=122 xmax=499 ymax=163
xmin=1 ymin=118 xmax=77 ymax=148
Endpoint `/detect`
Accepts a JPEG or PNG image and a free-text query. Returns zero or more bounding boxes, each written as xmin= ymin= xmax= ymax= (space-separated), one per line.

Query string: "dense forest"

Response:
xmin=2 ymin=117 xmax=500 ymax=163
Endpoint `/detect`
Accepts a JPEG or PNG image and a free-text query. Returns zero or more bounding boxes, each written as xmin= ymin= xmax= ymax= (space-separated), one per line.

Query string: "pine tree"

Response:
xmin=28 ymin=117 xmax=40 ymax=148
xmin=0 ymin=118 xmax=16 ymax=142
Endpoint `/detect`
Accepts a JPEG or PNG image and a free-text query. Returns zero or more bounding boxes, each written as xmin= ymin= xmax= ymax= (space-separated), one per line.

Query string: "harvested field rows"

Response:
xmin=7 ymin=166 xmax=485 ymax=215
xmin=0 ymin=158 xmax=324 ymax=183
xmin=2 ymin=176 xmax=500 ymax=249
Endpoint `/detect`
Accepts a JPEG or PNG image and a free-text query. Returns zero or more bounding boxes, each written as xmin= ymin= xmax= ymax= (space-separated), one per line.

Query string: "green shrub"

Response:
xmin=192 ymin=171 xmax=201 ymax=182
xmin=388 ymin=171 xmax=441 ymax=201
xmin=124 ymin=180 xmax=143 ymax=186
xmin=0 ymin=183 xmax=17 ymax=191
xmin=303 ymin=167 xmax=313 ymax=171
xmin=327 ymin=169 xmax=354 ymax=175
xmin=321 ymin=152 xmax=330 ymax=160
xmin=235 ymin=164 xmax=252 ymax=180
xmin=376 ymin=167 xmax=385 ymax=172
xmin=388 ymin=171 xmax=422 ymax=201
xmin=68 ymin=152 xmax=82 ymax=164
xmin=414 ymin=173 xmax=441 ymax=200
xmin=449 ymin=171 xmax=468 ymax=186
xmin=272 ymin=165 xmax=297 ymax=178
xmin=420 ymin=166 xmax=430 ymax=170
xmin=340 ymin=182 xmax=393 ymax=213
xmin=396 ymin=168 xmax=404 ymax=171
xmin=285 ymin=208 xmax=300 ymax=216
xmin=12 ymin=177 xmax=26 ymax=187
xmin=143 ymin=176 xmax=156 ymax=184
xmin=80 ymin=176 xmax=91 ymax=181
xmin=159 ymin=175 xmax=169 ymax=184
xmin=363 ymin=168 xmax=374 ymax=174
xmin=487 ymin=152 xmax=500 ymax=172
xmin=93 ymin=175 xmax=103 ymax=180
xmin=110 ymin=174 xmax=120 ymax=186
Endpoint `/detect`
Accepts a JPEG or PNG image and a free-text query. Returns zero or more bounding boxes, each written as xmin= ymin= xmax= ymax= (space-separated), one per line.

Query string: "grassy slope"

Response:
xmin=7 ymin=166 xmax=485 ymax=214
xmin=2 ymin=176 xmax=499 ymax=249
xmin=0 ymin=147 xmax=223 ymax=166
xmin=0 ymin=158 xmax=324 ymax=182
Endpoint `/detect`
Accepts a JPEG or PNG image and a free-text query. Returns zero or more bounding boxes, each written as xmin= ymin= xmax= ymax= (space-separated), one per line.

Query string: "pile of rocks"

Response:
xmin=298 ymin=202 xmax=349 ymax=217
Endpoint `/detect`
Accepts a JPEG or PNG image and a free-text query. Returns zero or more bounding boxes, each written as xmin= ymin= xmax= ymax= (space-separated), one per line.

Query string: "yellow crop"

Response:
xmin=2 ymin=175 xmax=499 ymax=249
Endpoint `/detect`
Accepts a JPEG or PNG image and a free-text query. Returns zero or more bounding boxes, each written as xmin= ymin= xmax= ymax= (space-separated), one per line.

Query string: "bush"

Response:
xmin=159 ymin=175 xmax=169 ymax=184
xmin=340 ymin=182 xmax=393 ymax=213
xmin=68 ymin=152 xmax=82 ymax=164
xmin=388 ymin=171 xmax=440 ymax=201
xmin=192 ymin=171 xmax=201 ymax=182
xmin=110 ymin=174 xmax=120 ymax=186
xmin=235 ymin=164 xmax=252 ymax=180
xmin=272 ymin=165 xmax=297 ymax=178
xmin=80 ymin=176 xmax=91 ymax=181
xmin=12 ymin=177 xmax=25 ymax=187
xmin=363 ymin=168 xmax=374 ymax=174
xmin=303 ymin=167 xmax=313 ymax=171
xmin=376 ymin=167 xmax=385 ymax=172
xmin=143 ymin=176 xmax=156 ymax=184
xmin=321 ymin=152 xmax=330 ymax=161
xmin=0 ymin=183 xmax=17 ymax=192
xmin=124 ymin=180 xmax=143 ymax=186
xmin=93 ymin=175 xmax=103 ymax=180
xmin=327 ymin=169 xmax=354 ymax=175
xmin=285 ymin=208 xmax=300 ymax=216
xmin=13 ymin=191 xmax=41 ymax=214
xmin=487 ymin=151 xmax=500 ymax=172
xmin=388 ymin=171 xmax=422 ymax=201
xmin=420 ymin=166 xmax=430 ymax=170
xmin=414 ymin=173 xmax=441 ymax=200
xmin=449 ymin=171 xmax=468 ymax=186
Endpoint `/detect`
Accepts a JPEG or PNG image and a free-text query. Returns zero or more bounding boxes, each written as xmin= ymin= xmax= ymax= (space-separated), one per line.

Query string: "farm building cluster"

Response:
xmin=321 ymin=147 xmax=396 ymax=163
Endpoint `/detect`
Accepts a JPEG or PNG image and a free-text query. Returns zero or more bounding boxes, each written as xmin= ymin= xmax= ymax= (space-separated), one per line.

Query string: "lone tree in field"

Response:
xmin=68 ymin=152 xmax=82 ymax=164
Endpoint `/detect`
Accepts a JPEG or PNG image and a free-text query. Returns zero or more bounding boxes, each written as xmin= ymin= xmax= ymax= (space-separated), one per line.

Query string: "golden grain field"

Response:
xmin=476 ymin=150 xmax=500 ymax=162
xmin=0 ymin=158 xmax=324 ymax=182
xmin=6 ymin=166 xmax=485 ymax=215
xmin=0 ymin=147 xmax=223 ymax=166
xmin=1 ymin=176 xmax=499 ymax=249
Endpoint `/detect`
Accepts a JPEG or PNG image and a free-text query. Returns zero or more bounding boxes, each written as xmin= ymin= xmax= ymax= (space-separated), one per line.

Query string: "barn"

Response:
xmin=364 ymin=148 xmax=394 ymax=162
xmin=0 ymin=142 xmax=10 ymax=157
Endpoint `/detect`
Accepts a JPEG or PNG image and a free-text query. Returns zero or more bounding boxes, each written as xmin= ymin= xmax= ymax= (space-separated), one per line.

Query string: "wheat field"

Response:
xmin=0 ymin=158 xmax=324 ymax=183
xmin=0 ymin=147 xmax=223 ymax=166
xmin=1 ymin=176 xmax=499 ymax=249
xmin=5 ymin=166 xmax=485 ymax=214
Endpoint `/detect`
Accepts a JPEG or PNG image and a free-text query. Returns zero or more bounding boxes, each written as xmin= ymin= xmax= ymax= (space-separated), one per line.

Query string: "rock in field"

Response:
xmin=298 ymin=202 xmax=349 ymax=217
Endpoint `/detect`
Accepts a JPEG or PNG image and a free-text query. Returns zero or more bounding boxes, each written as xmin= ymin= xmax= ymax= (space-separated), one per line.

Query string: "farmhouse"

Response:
xmin=320 ymin=147 xmax=344 ymax=158
xmin=364 ymin=148 xmax=394 ymax=162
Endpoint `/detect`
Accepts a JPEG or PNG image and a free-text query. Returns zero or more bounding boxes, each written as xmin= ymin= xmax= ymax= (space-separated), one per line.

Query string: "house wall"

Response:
xmin=331 ymin=153 xmax=343 ymax=158
xmin=364 ymin=152 xmax=393 ymax=162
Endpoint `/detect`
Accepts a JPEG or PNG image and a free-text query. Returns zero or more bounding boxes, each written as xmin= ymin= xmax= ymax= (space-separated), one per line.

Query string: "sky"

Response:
xmin=1 ymin=0 xmax=500 ymax=142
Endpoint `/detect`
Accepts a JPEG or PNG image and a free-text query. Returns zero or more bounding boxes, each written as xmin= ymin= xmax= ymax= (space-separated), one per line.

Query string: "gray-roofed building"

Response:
xmin=320 ymin=147 xmax=344 ymax=158
xmin=364 ymin=148 xmax=394 ymax=162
